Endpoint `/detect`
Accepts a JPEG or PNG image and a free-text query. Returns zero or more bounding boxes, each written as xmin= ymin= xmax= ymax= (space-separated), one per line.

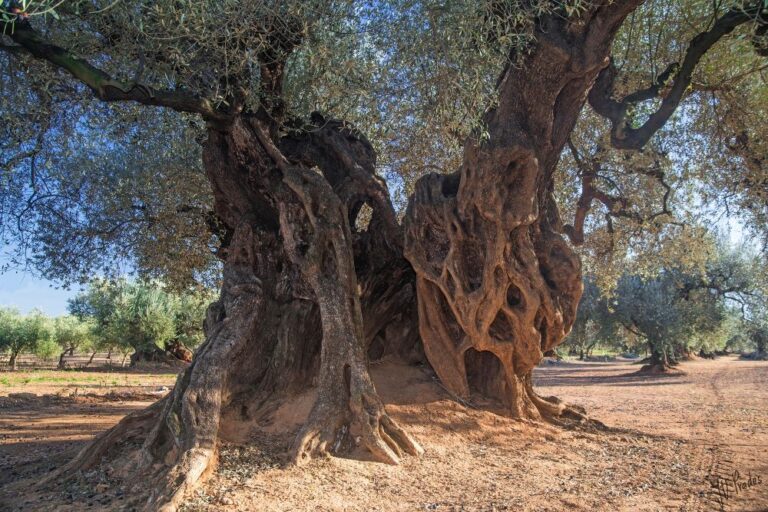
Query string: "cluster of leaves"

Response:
xmin=68 ymin=278 xmax=214 ymax=359
xmin=0 ymin=93 xmax=219 ymax=287
xmin=1 ymin=0 xmax=63 ymax=26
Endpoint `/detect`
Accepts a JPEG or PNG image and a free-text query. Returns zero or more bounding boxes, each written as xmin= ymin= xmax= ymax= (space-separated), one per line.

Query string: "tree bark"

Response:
xmin=9 ymin=351 xmax=18 ymax=371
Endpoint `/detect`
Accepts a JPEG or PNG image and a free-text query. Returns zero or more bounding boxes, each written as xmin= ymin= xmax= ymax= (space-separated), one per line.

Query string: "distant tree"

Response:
xmin=52 ymin=315 xmax=95 ymax=369
xmin=0 ymin=309 xmax=52 ymax=370
xmin=33 ymin=335 xmax=59 ymax=362
xmin=0 ymin=308 xmax=21 ymax=369
xmin=111 ymin=282 xmax=176 ymax=364
xmin=70 ymin=278 xmax=211 ymax=365
xmin=610 ymin=247 xmax=757 ymax=372
xmin=69 ymin=278 xmax=125 ymax=360
xmin=566 ymin=278 xmax=620 ymax=359
xmin=743 ymin=316 xmax=768 ymax=357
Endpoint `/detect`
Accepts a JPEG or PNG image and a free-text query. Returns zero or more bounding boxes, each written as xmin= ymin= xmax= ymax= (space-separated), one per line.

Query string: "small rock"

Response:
xmin=95 ymin=483 xmax=110 ymax=493
xmin=221 ymin=496 xmax=234 ymax=505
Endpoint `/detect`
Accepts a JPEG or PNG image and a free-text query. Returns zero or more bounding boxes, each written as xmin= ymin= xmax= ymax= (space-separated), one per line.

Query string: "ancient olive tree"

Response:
xmin=1 ymin=0 xmax=766 ymax=509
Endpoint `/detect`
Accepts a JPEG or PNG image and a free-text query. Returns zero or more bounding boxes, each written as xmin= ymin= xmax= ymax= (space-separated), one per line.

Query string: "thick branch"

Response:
xmin=589 ymin=4 xmax=764 ymax=150
xmin=563 ymin=140 xmax=629 ymax=245
xmin=8 ymin=21 xmax=230 ymax=123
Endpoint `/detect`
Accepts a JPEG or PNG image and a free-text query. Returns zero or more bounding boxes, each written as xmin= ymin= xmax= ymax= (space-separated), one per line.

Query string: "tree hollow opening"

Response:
xmin=464 ymin=348 xmax=507 ymax=404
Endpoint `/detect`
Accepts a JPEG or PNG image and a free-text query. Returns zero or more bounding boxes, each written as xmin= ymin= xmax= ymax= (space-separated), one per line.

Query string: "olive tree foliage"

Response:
xmin=0 ymin=306 xmax=52 ymax=369
xmin=0 ymin=307 xmax=22 ymax=366
xmin=0 ymin=0 xmax=766 ymax=287
xmin=68 ymin=278 xmax=213 ymax=361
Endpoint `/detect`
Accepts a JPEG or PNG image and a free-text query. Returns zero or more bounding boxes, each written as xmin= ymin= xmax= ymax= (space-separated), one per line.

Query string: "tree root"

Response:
xmin=356 ymin=400 xmax=424 ymax=464
xmin=293 ymin=390 xmax=423 ymax=466
xmin=146 ymin=446 xmax=218 ymax=512
xmin=524 ymin=377 xmax=606 ymax=430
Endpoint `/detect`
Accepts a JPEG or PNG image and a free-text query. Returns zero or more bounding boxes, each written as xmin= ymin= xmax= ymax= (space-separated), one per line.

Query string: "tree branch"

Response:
xmin=563 ymin=139 xmax=629 ymax=245
xmin=8 ymin=20 xmax=231 ymax=123
xmin=589 ymin=3 xmax=764 ymax=150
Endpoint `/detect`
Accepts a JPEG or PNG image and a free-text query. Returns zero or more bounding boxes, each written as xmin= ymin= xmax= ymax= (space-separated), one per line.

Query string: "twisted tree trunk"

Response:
xmin=39 ymin=114 xmax=422 ymax=511
xmin=404 ymin=4 xmax=638 ymax=420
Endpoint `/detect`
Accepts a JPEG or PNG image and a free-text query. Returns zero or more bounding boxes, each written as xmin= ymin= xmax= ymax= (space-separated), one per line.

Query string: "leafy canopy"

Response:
xmin=0 ymin=0 xmax=766 ymax=288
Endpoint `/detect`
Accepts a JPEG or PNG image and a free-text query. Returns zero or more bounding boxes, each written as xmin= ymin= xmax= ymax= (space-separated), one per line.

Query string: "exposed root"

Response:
xmin=524 ymin=376 xmax=606 ymax=430
xmin=357 ymin=400 xmax=424 ymax=464
xmin=146 ymin=446 xmax=218 ymax=512
xmin=291 ymin=403 xmax=349 ymax=464
xmin=292 ymin=391 xmax=423 ymax=466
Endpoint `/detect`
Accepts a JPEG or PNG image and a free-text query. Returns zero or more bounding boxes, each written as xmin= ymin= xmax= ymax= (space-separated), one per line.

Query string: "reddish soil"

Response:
xmin=0 ymin=356 xmax=766 ymax=511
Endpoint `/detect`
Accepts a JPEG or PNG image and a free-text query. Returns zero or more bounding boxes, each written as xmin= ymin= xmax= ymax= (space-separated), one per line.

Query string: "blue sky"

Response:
xmin=0 ymin=271 xmax=80 ymax=316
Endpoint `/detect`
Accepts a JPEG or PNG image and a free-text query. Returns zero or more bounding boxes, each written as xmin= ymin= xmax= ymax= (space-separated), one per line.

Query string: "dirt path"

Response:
xmin=0 ymin=357 xmax=765 ymax=511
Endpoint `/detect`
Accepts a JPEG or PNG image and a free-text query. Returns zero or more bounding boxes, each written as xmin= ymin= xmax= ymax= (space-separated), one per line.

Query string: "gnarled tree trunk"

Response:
xmin=42 ymin=114 xmax=422 ymax=511
xmin=404 ymin=4 xmax=638 ymax=420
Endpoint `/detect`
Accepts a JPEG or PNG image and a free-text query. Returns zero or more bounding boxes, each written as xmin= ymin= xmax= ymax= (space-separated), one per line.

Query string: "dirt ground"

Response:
xmin=0 ymin=356 xmax=766 ymax=511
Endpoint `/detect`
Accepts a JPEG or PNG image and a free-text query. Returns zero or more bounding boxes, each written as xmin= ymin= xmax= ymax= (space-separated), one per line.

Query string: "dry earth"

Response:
xmin=0 ymin=356 xmax=766 ymax=511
